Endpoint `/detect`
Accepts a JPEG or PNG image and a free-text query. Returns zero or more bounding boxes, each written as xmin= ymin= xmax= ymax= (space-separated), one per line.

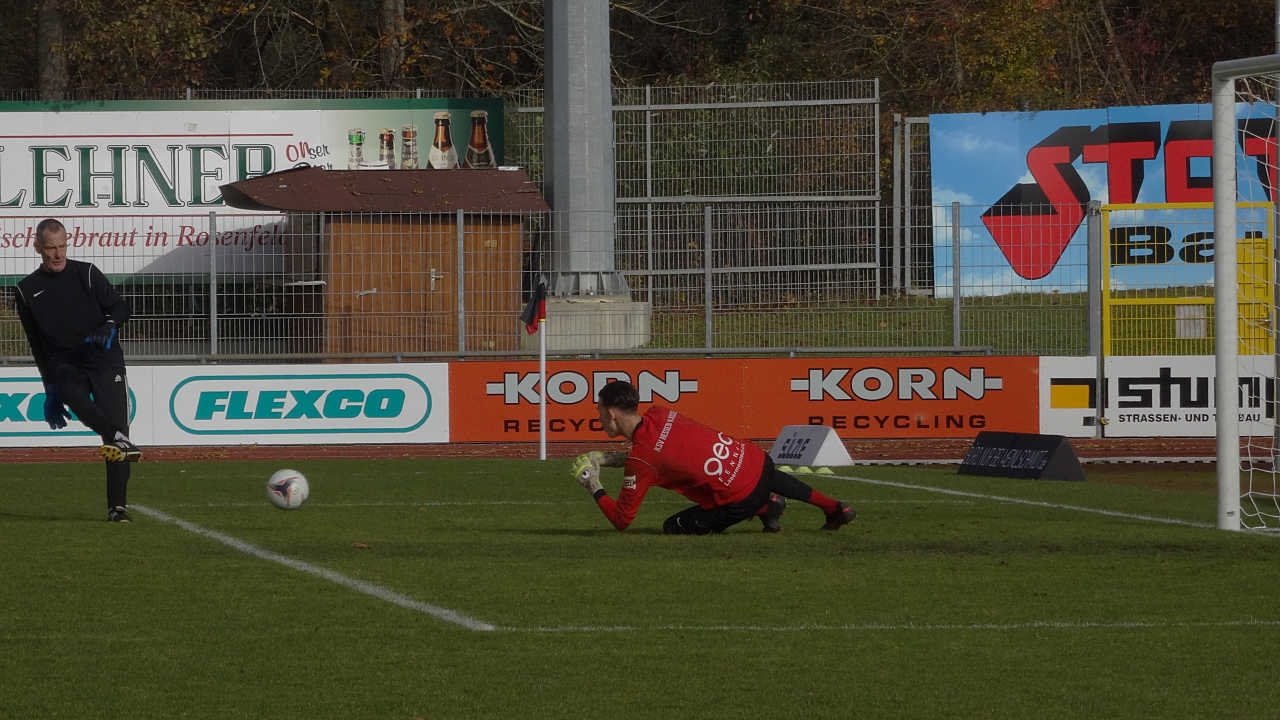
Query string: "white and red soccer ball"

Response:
xmin=267 ymin=468 xmax=310 ymax=510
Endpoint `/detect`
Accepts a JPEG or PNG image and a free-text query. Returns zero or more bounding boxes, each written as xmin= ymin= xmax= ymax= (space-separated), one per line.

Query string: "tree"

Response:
xmin=378 ymin=0 xmax=406 ymax=87
xmin=651 ymin=0 xmax=1277 ymax=112
xmin=16 ymin=0 xmax=1278 ymax=109
xmin=32 ymin=0 xmax=214 ymax=96
xmin=37 ymin=0 xmax=67 ymax=100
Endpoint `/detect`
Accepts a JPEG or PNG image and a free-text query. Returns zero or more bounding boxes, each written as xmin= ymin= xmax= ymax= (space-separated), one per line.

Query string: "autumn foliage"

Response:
xmin=7 ymin=0 xmax=1274 ymax=115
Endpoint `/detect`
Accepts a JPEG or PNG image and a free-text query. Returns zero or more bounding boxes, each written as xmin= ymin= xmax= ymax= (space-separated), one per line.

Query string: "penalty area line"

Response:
xmin=111 ymin=506 xmax=1280 ymax=637
xmin=507 ymin=618 xmax=1280 ymax=634
xmin=131 ymin=504 xmax=496 ymax=632
xmin=159 ymin=498 xmax=694 ymax=510
xmin=824 ymin=473 xmax=1214 ymax=529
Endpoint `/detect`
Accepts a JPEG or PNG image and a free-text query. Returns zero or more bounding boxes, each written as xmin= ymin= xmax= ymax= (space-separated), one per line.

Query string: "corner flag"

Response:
xmin=521 ymin=281 xmax=547 ymax=334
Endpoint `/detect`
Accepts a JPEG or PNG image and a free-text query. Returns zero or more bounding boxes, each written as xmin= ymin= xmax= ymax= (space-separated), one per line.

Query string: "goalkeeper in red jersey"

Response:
xmin=572 ymin=380 xmax=857 ymax=534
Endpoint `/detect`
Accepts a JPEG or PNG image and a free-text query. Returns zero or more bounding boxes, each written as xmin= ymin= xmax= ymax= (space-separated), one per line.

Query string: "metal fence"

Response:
xmin=0 ymin=200 xmax=1098 ymax=362
xmin=893 ymin=114 xmax=933 ymax=294
xmin=506 ymin=81 xmax=879 ymax=203
xmin=0 ymin=82 xmax=1102 ymax=362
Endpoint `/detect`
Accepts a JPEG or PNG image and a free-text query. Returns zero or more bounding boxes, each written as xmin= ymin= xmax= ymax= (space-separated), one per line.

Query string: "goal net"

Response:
xmin=1213 ymin=54 xmax=1280 ymax=532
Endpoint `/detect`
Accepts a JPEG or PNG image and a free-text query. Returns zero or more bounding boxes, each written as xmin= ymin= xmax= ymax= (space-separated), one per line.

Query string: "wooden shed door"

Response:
xmin=324 ymin=215 xmax=458 ymax=355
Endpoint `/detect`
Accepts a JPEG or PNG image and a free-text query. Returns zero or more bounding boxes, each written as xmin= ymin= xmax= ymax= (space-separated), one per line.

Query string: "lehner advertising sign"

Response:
xmin=0 ymin=98 xmax=502 ymax=278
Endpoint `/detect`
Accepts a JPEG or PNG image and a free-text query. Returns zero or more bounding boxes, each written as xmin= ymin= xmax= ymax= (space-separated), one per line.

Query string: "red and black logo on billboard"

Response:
xmin=980 ymin=119 xmax=1278 ymax=280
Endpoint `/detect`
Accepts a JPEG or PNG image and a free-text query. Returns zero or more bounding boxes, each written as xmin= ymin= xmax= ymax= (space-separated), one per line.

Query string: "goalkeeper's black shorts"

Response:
xmin=660 ymin=457 xmax=785 ymax=535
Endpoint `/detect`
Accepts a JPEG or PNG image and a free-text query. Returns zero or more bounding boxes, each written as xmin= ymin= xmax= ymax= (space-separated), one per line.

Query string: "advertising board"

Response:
xmin=0 ymin=98 xmax=503 ymax=279
xmin=449 ymin=357 xmax=1039 ymax=442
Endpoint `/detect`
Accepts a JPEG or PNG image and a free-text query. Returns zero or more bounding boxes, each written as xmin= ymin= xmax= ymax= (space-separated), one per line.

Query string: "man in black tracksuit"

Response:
xmin=14 ymin=218 xmax=142 ymax=523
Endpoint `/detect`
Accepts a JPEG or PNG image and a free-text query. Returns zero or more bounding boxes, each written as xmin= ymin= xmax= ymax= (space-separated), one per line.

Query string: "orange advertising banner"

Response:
xmin=449 ymin=357 xmax=1039 ymax=443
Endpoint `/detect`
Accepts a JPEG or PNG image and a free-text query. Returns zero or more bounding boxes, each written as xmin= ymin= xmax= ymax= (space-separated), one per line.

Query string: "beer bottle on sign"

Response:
xmin=400 ymin=124 xmax=419 ymax=169
xmin=347 ymin=128 xmax=366 ymax=169
xmin=379 ymin=128 xmax=397 ymax=169
xmin=464 ymin=110 xmax=496 ymax=168
xmin=428 ymin=111 xmax=458 ymax=169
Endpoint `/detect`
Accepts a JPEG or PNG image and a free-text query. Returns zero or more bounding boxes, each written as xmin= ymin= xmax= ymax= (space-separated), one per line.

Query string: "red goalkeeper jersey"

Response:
xmin=595 ymin=406 xmax=765 ymax=530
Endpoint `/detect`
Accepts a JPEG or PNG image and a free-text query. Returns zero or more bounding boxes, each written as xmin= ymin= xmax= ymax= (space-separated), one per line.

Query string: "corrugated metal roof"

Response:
xmin=219 ymin=165 xmax=549 ymax=213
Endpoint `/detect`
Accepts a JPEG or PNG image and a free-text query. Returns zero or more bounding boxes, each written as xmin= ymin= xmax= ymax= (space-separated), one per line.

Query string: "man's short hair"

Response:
xmin=35 ymin=218 xmax=65 ymax=247
xmin=597 ymin=380 xmax=639 ymax=412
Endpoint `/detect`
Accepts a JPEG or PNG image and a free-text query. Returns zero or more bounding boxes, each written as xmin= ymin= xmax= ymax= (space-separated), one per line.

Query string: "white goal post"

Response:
xmin=1212 ymin=53 xmax=1280 ymax=532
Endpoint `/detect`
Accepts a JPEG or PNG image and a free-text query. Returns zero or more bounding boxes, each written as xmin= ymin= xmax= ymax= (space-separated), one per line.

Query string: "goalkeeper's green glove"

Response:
xmin=571 ymin=453 xmax=603 ymax=495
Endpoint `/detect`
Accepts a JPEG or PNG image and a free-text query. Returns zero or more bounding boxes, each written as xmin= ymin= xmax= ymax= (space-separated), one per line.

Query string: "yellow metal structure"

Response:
xmin=1102 ymin=202 xmax=1274 ymax=356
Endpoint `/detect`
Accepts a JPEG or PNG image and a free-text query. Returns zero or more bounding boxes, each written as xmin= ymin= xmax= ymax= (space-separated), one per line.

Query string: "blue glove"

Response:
xmin=42 ymin=385 xmax=68 ymax=430
xmin=85 ymin=320 xmax=117 ymax=350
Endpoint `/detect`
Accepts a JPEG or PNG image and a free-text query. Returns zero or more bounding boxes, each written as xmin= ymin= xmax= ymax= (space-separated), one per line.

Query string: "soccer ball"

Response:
xmin=267 ymin=468 xmax=310 ymax=510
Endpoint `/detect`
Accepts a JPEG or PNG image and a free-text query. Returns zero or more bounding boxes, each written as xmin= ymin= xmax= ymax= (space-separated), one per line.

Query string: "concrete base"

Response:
xmin=521 ymin=296 xmax=651 ymax=352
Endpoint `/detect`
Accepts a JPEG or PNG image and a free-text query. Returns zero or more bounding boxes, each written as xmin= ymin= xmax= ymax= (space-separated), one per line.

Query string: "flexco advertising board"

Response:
xmin=0 ymin=364 xmax=449 ymax=447
xmin=0 ymin=98 xmax=503 ymax=280
xmin=448 ymin=357 xmax=1039 ymax=442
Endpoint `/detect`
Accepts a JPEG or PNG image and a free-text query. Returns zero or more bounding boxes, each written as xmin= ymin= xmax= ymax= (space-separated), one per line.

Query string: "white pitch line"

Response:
xmin=160 ymin=498 xmax=694 ymax=509
xmin=505 ymin=618 xmax=1280 ymax=633
xmin=161 ymin=497 xmax=974 ymax=510
xmin=129 ymin=504 xmax=1274 ymax=637
xmin=131 ymin=504 xmax=496 ymax=632
xmin=160 ymin=500 xmax=592 ymax=509
xmin=825 ymin=473 xmax=1215 ymax=529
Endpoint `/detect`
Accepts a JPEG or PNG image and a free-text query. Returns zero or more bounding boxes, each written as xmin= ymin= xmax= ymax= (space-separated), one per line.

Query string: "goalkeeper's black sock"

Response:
xmin=767 ymin=470 xmax=839 ymax=514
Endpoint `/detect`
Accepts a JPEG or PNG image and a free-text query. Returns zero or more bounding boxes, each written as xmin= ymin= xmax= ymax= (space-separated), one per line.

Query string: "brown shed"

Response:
xmin=221 ymin=166 xmax=548 ymax=356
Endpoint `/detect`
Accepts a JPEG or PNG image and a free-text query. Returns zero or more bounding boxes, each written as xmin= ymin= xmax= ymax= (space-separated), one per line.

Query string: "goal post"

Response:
xmin=1212 ymin=54 xmax=1280 ymax=532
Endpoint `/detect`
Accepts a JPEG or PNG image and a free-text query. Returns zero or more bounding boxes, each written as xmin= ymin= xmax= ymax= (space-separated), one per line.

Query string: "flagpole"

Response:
xmin=539 ymin=315 xmax=547 ymax=460
xmin=521 ymin=280 xmax=549 ymax=461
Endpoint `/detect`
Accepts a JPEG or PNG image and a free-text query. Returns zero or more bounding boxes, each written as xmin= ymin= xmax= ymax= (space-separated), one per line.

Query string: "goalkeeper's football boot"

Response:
xmin=821 ymin=502 xmax=856 ymax=531
xmin=107 ymin=506 xmax=132 ymax=523
xmin=101 ymin=436 xmax=142 ymax=463
xmin=760 ymin=493 xmax=786 ymax=533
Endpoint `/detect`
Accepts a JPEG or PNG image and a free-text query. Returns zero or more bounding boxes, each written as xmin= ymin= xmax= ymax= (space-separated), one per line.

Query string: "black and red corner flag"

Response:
xmin=521 ymin=281 xmax=547 ymax=334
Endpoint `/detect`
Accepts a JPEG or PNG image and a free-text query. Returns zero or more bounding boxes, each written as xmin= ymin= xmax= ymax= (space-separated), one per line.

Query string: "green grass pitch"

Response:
xmin=2 ymin=457 xmax=1278 ymax=719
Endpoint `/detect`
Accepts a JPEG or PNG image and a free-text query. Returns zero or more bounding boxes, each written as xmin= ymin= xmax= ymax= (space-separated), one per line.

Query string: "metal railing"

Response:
xmin=0 ymin=203 xmax=1101 ymax=362
xmin=2 ymin=81 xmax=1051 ymax=363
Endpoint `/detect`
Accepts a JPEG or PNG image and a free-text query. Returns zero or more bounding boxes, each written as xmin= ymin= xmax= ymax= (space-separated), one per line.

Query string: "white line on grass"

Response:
xmin=160 ymin=500 xmax=592 ymax=509
xmin=824 ymin=472 xmax=1215 ymax=528
xmin=160 ymin=498 xmax=696 ymax=509
xmin=131 ymin=504 xmax=496 ymax=632
xmin=161 ymin=498 xmax=975 ymax=510
xmin=505 ymin=618 xmax=1280 ymax=633
xmin=134 ymin=486 xmax=1220 ymax=636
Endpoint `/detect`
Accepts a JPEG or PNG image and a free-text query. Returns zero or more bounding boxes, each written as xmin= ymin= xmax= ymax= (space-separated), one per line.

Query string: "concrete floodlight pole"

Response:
xmin=544 ymin=0 xmax=629 ymax=297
